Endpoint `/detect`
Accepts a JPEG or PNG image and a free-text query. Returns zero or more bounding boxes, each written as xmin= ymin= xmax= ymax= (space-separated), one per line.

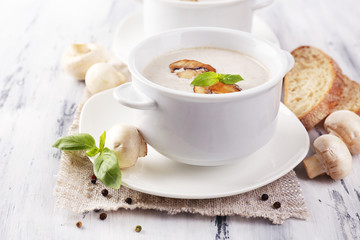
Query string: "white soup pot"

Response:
xmin=140 ymin=0 xmax=274 ymax=35
xmin=114 ymin=27 xmax=294 ymax=166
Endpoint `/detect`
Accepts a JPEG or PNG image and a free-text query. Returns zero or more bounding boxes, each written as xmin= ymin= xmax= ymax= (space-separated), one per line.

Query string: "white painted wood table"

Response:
xmin=1 ymin=0 xmax=359 ymax=239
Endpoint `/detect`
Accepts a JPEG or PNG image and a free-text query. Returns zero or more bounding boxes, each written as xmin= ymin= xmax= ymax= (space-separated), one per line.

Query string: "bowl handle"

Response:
xmin=252 ymin=0 xmax=274 ymax=10
xmin=113 ymin=82 xmax=157 ymax=110
xmin=283 ymin=51 xmax=295 ymax=73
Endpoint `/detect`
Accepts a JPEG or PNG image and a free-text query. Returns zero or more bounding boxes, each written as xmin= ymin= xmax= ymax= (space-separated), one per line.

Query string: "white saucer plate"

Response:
xmin=112 ymin=11 xmax=281 ymax=63
xmin=79 ymin=89 xmax=309 ymax=199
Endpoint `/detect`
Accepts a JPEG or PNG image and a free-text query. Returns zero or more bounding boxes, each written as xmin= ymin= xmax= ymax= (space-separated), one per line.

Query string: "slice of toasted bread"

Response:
xmin=331 ymin=74 xmax=360 ymax=114
xmin=284 ymin=46 xmax=344 ymax=130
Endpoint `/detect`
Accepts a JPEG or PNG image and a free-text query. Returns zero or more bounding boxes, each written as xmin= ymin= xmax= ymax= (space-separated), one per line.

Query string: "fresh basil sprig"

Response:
xmin=93 ymin=148 xmax=122 ymax=189
xmin=191 ymin=72 xmax=243 ymax=87
xmin=53 ymin=132 xmax=122 ymax=189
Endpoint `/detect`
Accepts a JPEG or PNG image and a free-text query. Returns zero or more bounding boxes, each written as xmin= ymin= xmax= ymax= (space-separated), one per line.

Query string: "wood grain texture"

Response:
xmin=0 ymin=0 xmax=359 ymax=239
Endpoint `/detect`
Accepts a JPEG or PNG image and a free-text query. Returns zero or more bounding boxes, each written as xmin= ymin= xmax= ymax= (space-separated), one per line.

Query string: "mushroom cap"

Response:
xmin=62 ymin=43 xmax=109 ymax=80
xmin=313 ymin=134 xmax=352 ymax=180
xmin=85 ymin=62 xmax=126 ymax=94
xmin=105 ymin=124 xmax=147 ymax=169
xmin=325 ymin=110 xmax=360 ymax=154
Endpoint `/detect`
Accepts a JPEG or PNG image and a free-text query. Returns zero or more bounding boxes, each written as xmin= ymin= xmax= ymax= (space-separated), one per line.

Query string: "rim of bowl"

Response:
xmin=147 ymin=0 xmax=251 ymax=8
xmin=128 ymin=27 xmax=290 ymax=101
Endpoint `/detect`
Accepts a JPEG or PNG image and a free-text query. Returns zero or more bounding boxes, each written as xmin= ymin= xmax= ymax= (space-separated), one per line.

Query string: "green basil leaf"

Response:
xmin=190 ymin=72 xmax=219 ymax=87
xmin=99 ymin=131 xmax=106 ymax=151
xmin=93 ymin=148 xmax=122 ymax=189
xmin=217 ymin=74 xmax=226 ymax=82
xmin=219 ymin=74 xmax=243 ymax=85
xmin=52 ymin=133 xmax=96 ymax=151
xmin=86 ymin=146 xmax=100 ymax=157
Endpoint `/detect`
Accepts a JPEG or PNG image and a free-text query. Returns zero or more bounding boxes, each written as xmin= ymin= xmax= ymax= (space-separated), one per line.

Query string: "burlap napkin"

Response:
xmin=54 ymin=91 xmax=309 ymax=225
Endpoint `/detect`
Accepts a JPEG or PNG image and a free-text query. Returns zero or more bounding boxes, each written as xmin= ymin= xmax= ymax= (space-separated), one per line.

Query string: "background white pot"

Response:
xmin=141 ymin=0 xmax=274 ymax=36
xmin=114 ymin=27 xmax=294 ymax=166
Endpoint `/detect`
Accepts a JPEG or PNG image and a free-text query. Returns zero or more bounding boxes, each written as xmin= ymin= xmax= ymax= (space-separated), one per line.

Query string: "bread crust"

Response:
xmin=332 ymin=74 xmax=360 ymax=115
xmin=284 ymin=46 xmax=344 ymax=130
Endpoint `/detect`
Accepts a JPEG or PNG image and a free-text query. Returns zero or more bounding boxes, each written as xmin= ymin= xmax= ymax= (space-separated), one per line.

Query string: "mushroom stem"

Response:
xmin=71 ymin=43 xmax=90 ymax=54
xmin=303 ymin=154 xmax=326 ymax=179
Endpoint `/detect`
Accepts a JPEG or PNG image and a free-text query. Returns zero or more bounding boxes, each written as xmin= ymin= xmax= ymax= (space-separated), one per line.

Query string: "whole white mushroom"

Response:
xmin=324 ymin=110 xmax=360 ymax=155
xmin=85 ymin=62 xmax=126 ymax=94
xmin=62 ymin=43 xmax=109 ymax=80
xmin=105 ymin=124 xmax=147 ymax=169
xmin=303 ymin=134 xmax=352 ymax=180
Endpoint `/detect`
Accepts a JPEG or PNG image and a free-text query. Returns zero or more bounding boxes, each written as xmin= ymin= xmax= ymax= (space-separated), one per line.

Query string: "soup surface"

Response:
xmin=142 ymin=47 xmax=270 ymax=93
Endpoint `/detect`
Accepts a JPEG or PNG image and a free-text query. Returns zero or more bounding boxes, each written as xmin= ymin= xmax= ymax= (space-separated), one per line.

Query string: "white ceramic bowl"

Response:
xmin=142 ymin=0 xmax=274 ymax=36
xmin=114 ymin=27 xmax=294 ymax=166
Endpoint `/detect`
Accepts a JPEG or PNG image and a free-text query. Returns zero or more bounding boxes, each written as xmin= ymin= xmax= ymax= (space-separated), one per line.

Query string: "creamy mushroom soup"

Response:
xmin=142 ymin=47 xmax=270 ymax=93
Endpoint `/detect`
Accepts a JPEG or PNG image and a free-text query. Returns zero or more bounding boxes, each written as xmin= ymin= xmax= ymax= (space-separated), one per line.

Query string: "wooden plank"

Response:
xmin=0 ymin=0 xmax=359 ymax=239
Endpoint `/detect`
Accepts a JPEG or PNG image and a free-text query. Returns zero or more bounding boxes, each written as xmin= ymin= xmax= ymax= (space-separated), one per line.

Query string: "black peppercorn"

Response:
xmin=76 ymin=221 xmax=82 ymax=228
xmin=99 ymin=213 xmax=107 ymax=220
xmin=273 ymin=201 xmax=281 ymax=209
xmin=261 ymin=194 xmax=269 ymax=201
xmin=101 ymin=189 xmax=109 ymax=197
xmin=91 ymin=174 xmax=97 ymax=184
xmin=125 ymin=198 xmax=132 ymax=204
xmin=135 ymin=225 xmax=142 ymax=232
xmin=93 ymin=209 xmax=101 ymax=213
